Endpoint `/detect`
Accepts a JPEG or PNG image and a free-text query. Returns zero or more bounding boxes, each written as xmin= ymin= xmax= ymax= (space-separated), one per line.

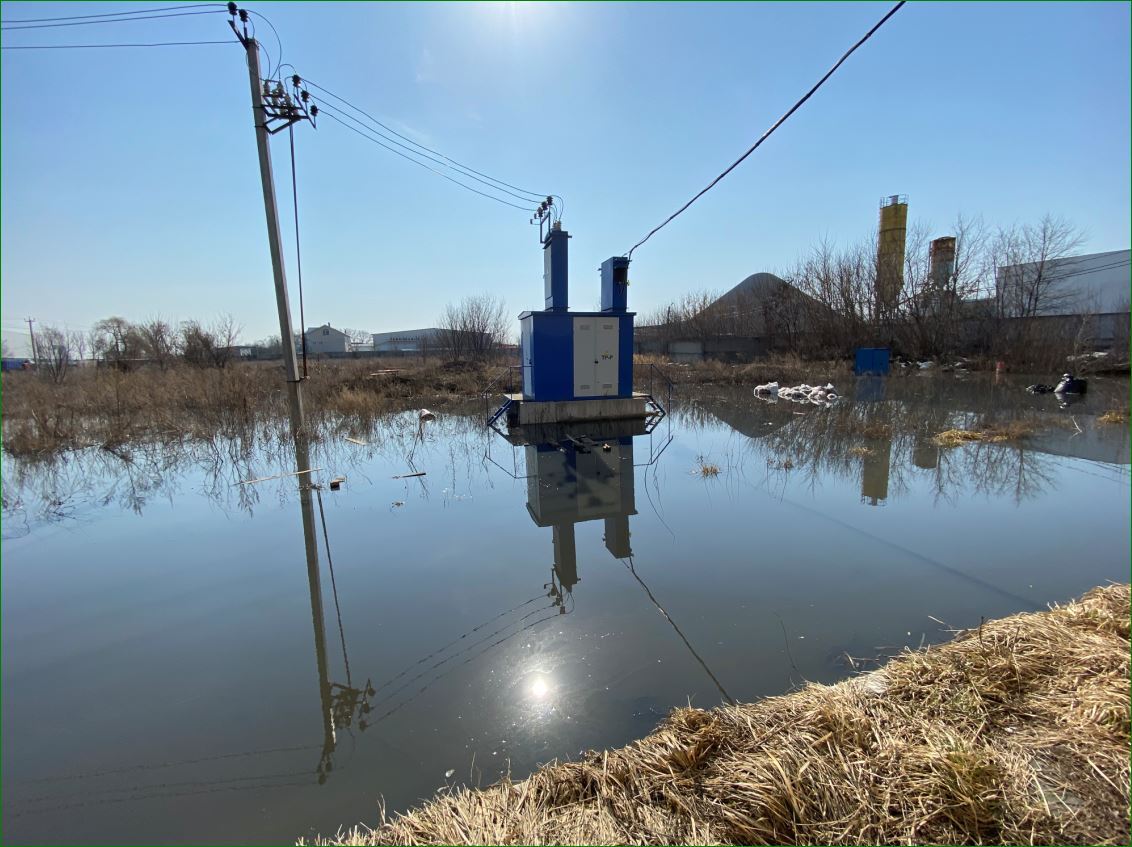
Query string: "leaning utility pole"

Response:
xmin=230 ymin=10 xmax=335 ymax=753
xmin=240 ymin=36 xmax=306 ymax=436
xmin=228 ymin=5 xmax=316 ymax=435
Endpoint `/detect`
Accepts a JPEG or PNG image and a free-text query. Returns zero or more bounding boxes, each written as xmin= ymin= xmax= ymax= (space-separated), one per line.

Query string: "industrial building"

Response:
xmin=371 ymin=328 xmax=445 ymax=354
xmin=993 ymin=248 xmax=1130 ymax=348
xmin=876 ymin=194 xmax=908 ymax=315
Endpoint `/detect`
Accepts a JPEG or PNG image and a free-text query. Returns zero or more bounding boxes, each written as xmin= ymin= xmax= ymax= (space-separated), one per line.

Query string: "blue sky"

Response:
xmin=2 ymin=1 xmax=1129 ymax=348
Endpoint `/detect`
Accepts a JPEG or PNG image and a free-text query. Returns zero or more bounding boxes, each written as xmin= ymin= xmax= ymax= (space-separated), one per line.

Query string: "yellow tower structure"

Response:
xmin=876 ymin=195 xmax=908 ymax=313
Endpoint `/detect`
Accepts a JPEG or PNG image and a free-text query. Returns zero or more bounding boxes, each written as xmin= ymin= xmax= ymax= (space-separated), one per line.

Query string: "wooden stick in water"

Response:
xmin=235 ymin=468 xmax=323 ymax=486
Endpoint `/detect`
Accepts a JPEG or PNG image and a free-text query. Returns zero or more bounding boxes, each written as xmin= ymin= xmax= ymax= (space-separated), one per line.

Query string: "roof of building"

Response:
xmin=304 ymin=324 xmax=348 ymax=336
xmin=371 ymin=328 xmax=443 ymax=339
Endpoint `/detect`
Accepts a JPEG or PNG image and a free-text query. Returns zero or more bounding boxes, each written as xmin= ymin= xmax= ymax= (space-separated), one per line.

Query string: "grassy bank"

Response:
xmin=306 ymin=584 xmax=1130 ymax=846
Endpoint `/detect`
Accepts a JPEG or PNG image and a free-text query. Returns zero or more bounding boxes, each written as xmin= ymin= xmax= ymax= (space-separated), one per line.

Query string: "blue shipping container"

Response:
xmin=854 ymin=347 xmax=891 ymax=376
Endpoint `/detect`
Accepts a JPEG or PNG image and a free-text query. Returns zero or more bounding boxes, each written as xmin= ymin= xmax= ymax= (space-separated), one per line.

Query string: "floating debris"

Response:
xmin=234 ymin=467 xmax=322 ymax=486
xmin=393 ymin=471 xmax=427 ymax=479
xmin=344 ymin=436 xmax=368 ymax=446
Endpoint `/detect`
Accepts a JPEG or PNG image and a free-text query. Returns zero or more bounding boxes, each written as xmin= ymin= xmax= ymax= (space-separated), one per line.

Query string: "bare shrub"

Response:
xmin=437 ymin=294 xmax=509 ymax=360
xmin=36 ymin=325 xmax=72 ymax=384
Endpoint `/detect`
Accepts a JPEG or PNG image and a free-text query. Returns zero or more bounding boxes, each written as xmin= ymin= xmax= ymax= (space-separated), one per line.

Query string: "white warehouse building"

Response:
xmin=996 ymin=248 xmax=1130 ymax=348
xmin=371 ymin=328 xmax=446 ymax=354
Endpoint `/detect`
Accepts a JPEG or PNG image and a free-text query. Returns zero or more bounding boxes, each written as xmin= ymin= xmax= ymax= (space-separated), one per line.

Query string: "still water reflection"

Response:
xmin=2 ymin=375 xmax=1129 ymax=844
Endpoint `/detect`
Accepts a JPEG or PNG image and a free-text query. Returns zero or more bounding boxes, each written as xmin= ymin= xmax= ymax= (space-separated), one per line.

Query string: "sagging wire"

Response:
xmin=623 ymin=555 xmax=736 ymax=706
xmin=302 ymin=77 xmax=550 ymax=203
xmin=626 ymin=1 xmax=906 ymax=259
xmin=288 ymin=124 xmax=309 ymax=377
xmin=314 ymin=486 xmax=351 ymax=687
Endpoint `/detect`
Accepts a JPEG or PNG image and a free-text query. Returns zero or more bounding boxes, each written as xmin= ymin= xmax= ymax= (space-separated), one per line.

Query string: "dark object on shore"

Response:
xmin=1027 ymin=384 xmax=1055 ymax=394
xmin=1055 ymin=373 xmax=1088 ymax=395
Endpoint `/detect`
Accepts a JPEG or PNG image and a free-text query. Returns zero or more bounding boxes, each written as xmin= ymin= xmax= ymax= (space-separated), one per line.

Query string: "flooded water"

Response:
xmin=2 ymin=374 xmax=1129 ymax=844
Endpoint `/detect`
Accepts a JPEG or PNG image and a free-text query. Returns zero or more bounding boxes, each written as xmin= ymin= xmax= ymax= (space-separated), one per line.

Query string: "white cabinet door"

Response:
xmin=573 ymin=317 xmax=595 ymax=396
xmin=593 ymin=319 xmax=619 ymax=396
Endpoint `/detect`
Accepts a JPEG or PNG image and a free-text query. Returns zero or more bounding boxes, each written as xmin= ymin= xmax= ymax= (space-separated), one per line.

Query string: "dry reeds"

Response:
xmin=634 ymin=354 xmax=850 ymax=389
xmin=1099 ymin=409 xmax=1129 ymax=425
xmin=307 ymin=584 xmax=1130 ymax=846
xmin=1 ymin=359 xmax=498 ymax=457
xmin=934 ymin=421 xmax=1035 ymax=448
xmin=694 ymin=456 xmax=721 ymax=477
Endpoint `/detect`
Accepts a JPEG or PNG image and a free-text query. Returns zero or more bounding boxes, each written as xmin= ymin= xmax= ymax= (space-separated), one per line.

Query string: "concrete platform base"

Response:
xmin=503 ymin=393 xmax=650 ymax=427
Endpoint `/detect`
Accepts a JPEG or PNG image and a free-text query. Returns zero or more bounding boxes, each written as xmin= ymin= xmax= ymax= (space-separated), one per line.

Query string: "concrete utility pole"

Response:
xmin=25 ymin=317 xmax=37 ymax=364
xmin=242 ymin=36 xmax=307 ymax=439
xmin=230 ymin=14 xmax=354 ymax=768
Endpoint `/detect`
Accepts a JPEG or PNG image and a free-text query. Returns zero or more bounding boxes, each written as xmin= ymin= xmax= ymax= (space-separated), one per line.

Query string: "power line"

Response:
xmin=626 ymin=0 xmax=906 ymax=259
xmin=318 ymin=107 xmax=531 ymax=211
xmin=0 ymin=4 xmax=225 ymax=24
xmin=309 ymin=95 xmax=541 ymax=205
xmin=247 ymin=10 xmax=282 ymax=79
xmin=1 ymin=9 xmax=226 ymax=30
xmin=1 ymin=39 xmax=233 ymax=49
xmin=303 ymin=78 xmax=548 ymax=201
xmin=288 ymin=125 xmax=310 ymax=378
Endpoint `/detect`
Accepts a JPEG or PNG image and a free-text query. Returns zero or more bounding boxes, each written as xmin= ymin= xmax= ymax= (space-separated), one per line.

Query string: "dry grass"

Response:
xmin=636 ymin=353 xmax=850 ymax=389
xmin=0 ymin=359 xmax=498 ymax=457
xmin=306 ymin=584 xmax=1130 ymax=846
xmin=694 ymin=456 xmax=721 ymax=477
xmin=848 ymin=445 xmax=875 ymax=457
xmin=1099 ymin=409 xmax=1130 ymax=425
xmin=934 ymin=421 xmax=1036 ymax=448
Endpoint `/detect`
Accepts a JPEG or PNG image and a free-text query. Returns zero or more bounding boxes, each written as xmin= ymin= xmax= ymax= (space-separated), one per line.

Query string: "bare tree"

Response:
xmin=179 ymin=320 xmax=215 ymax=368
xmin=69 ymin=330 xmax=88 ymax=364
xmin=983 ymin=215 xmax=1086 ymax=361
xmin=180 ymin=315 xmax=241 ymax=368
xmin=211 ymin=314 xmax=241 ymax=367
xmin=254 ymin=335 xmax=283 ymax=357
xmin=787 ymin=236 xmax=878 ymax=356
xmin=989 ymin=215 xmax=1085 ymax=320
xmin=437 ymin=294 xmax=509 ymax=360
xmin=136 ymin=318 xmax=178 ymax=369
xmin=37 ymin=325 xmax=72 ymax=383
xmin=91 ymin=317 xmax=144 ymax=367
xmin=341 ymin=328 xmax=372 ymax=350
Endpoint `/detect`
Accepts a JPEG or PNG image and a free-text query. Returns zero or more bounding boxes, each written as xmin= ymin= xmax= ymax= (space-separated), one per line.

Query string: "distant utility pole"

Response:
xmin=228 ymin=5 xmax=317 ymax=441
xmin=25 ymin=317 xmax=37 ymax=364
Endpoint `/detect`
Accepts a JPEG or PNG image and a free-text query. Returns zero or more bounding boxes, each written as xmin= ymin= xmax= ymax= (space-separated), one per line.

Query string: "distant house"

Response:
xmin=297 ymin=324 xmax=349 ymax=355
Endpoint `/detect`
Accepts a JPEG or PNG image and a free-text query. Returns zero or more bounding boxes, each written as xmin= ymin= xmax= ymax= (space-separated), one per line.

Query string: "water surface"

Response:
xmin=2 ymin=374 xmax=1129 ymax=844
